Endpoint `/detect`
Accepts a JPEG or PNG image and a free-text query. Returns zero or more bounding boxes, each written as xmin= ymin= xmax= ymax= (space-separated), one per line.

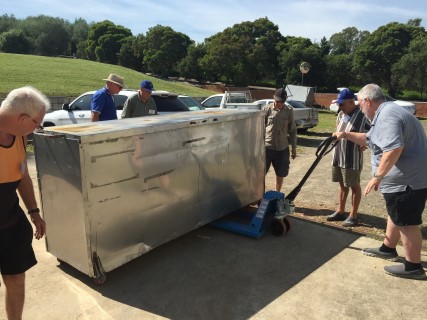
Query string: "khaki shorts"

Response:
xmin=332 ymin=166 xmax=361 ymax=188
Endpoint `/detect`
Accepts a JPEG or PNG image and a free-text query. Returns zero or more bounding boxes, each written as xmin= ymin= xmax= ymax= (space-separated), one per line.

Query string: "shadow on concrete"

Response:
xmin=56 ymin=218 xmax=359 ymax=320
xmin=297 ymin=206 xmax=427 ymax=242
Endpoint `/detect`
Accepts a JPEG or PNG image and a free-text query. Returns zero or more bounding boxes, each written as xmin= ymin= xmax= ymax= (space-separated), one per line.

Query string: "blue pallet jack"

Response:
xmin=210 ymin=137 xmax=337 ymax=238
xmin=210 ymin=191 xmax=292 ymax=238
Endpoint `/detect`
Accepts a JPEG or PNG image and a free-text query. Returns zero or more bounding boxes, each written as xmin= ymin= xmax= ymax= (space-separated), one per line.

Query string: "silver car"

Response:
xmin=254 ymin=99 xmax=319 ymax=131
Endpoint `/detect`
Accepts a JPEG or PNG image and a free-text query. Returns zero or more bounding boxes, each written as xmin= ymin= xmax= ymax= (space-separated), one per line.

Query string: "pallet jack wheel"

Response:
xmin=271 ymin=217 xmax=291 ymax=236
xmin=93 ymin=273 xmax=107 ymax=285
xmin=283 ymin=217 xmax=291 ymax=233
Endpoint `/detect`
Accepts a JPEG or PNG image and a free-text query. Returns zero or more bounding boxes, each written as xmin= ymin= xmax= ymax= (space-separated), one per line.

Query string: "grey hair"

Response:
xmin=1 ymin=86 xmax=51 ymax=117
xmin=358 ymin=84 xmax=385 ymax=102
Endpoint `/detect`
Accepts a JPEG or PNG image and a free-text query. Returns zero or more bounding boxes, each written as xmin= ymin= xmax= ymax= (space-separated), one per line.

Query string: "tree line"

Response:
xmin=1 ymin=14 xmax=426 ymax=98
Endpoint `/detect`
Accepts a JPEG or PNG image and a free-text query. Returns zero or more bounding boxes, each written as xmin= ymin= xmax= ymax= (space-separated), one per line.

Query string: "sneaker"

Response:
xmin=384 ymin=263 xmax=426 ymax=280
xmin=362 ymin=247 xmax=399 ymax=262
xmin=343 ymin=216 xmax=358 ymax=227
xmin=326 ymin=211 xmax=347 ymax=221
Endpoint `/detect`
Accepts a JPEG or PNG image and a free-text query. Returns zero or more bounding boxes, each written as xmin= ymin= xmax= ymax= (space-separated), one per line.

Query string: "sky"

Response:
xmin=2 ymin=0 xmax=427 ymax=43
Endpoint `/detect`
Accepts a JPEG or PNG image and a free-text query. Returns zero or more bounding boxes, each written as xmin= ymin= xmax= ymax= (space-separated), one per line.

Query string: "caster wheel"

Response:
xmin=283 ymin=217 xmax=291 ymax=233
xmin=93 ymin=273 xmax=107 ymax=285
xmin=271 ymin=219 xmax=285 ymax=236
xmin=271 ymin=218 xmax=291 ymax=236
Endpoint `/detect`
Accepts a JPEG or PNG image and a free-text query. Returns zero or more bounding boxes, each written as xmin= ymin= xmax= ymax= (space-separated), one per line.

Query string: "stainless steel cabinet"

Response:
xmin=34 ymin=110 xmax=265 ymax=282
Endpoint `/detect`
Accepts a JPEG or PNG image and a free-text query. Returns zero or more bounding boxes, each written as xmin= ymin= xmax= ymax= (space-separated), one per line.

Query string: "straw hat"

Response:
xmin=102 ymin=73 xmax=126 ymax=88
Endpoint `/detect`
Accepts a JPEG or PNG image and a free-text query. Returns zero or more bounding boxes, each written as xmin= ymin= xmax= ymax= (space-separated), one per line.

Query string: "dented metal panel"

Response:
xmin=35 ymin=110 xmax=265 ymax=278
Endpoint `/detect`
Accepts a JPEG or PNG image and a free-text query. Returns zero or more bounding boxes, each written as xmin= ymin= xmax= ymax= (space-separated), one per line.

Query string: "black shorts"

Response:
xmin=383 ymin=187 xmax=427 ymax=226
xmin=0 ymin=212 xmax=37 ymax=275
xmin=266 ymin=148 xmax=290 ymax=177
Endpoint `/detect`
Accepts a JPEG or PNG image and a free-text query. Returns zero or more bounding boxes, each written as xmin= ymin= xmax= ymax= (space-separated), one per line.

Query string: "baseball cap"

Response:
xmin=140 ymin=80 xmax=154 ymax=91
xmin=334 ymin=88 xmax=355 ymax=104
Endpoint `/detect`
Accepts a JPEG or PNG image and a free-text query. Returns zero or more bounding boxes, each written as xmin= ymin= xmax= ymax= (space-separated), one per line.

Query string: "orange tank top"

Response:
xmin=0 ymin=136 xmax=26 ymax=183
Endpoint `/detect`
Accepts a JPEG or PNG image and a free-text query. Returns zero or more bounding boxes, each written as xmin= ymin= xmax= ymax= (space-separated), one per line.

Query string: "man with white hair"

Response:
xmin=333 ymin=83 xmax=427 ymax=280
xmin=0 ymin=86 xmax=50 ymax=318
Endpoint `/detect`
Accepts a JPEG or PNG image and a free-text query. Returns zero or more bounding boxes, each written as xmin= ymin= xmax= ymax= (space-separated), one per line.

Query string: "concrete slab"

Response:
xmin=1 ymin=155 xmax=426 ymax=320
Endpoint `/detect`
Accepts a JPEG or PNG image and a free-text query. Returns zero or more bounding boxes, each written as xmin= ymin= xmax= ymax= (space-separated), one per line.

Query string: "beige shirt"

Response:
xmin=263 ymin=102 xmax=297 ymax=151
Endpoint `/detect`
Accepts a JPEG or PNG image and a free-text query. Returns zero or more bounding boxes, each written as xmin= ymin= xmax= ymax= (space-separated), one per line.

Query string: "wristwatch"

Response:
xmin=373 ymin=172 xmax=384 ymax=179
xmin=28 ymin=208 xmax=40 ymax=215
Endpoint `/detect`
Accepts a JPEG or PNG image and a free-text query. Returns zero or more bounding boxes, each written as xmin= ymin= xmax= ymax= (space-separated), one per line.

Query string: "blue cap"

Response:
xmin=140 ymin=80 xmax=154 ymax=91
xmin=335 ymin=88 xmax=355 ymax=104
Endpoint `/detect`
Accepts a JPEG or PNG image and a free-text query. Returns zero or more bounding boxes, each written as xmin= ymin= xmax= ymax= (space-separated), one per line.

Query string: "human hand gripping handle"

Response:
xmin=30 ymin=212 xmax=46 ymax=240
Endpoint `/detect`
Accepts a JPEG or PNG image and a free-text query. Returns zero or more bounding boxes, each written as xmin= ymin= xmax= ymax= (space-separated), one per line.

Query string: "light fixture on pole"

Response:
xmin=300 ymin=62 xmax=311 ymax=85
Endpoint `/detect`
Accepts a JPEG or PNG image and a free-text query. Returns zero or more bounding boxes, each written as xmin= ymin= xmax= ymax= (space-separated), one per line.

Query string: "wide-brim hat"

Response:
xmin=103 ymin=73 xmax=127 ymax=88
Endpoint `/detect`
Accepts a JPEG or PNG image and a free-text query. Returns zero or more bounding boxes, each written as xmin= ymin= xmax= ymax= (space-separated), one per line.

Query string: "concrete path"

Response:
xmin=1 ymin=156 xmax=426 ymax=320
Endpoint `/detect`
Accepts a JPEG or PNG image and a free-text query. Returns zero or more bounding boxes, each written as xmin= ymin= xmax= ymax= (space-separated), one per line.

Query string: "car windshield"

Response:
xmin=179 ymin=96 xmax=204 ymax=111
xmin=153 ymin=96 xmax=189 ymax=112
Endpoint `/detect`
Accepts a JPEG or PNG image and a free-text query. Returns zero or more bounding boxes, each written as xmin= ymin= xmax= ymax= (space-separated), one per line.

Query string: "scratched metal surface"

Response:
xmin=34 ymin=110 xmax=265 ymax=277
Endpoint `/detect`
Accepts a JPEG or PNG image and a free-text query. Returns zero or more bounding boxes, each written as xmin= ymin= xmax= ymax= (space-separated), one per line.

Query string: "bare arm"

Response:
xmin=17 ymin=155 xmax=46 ymax=239
xmin=91 ymin=111 xmax=100 ymax=122
xmin=333 ymin=131 xmax=367 ymax=147
xmin=364 ymin=147 xmax=404 ymax=195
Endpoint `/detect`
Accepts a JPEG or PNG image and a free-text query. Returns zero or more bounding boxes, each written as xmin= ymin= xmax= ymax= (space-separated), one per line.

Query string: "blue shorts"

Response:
xmin=383 ymin=187 xmax=427 ymax=226
xmin=266 ymin=148 xmax=290 ymax=177
xmin=0 ymin=212 xmax=37 ymax=275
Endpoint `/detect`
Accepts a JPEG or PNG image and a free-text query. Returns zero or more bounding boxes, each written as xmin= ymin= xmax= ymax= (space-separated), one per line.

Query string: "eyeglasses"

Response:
xmin=21 ymin=113 xmax=43 ymax=130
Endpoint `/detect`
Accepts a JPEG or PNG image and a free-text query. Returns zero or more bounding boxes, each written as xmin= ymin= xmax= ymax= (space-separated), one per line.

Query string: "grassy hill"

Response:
xmin=0 ymin=53 xmax=216 ymax=97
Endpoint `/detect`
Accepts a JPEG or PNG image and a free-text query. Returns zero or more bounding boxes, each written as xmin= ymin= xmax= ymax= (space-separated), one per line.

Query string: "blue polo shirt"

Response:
xmin=90 ymin=87 xmax=117 ymax=121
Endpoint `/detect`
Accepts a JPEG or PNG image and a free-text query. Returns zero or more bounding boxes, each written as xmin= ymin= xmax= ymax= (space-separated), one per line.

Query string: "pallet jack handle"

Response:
xmin=285 ymin=136 xmax=337 ymax=201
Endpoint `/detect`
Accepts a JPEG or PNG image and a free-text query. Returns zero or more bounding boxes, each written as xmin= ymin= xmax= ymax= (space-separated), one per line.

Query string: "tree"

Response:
xmin=329 ymin=27 xmax=369 ymax=55
xmin=118 ymin=34 xmax=145 ymax=71
xmin=392 ymin=35 xmax=427 ymax=98
xmin=69 ymin=18 xmax=89 ymax=56
xmin=200 ymin=18 xmax=285 ymax=86
xmin=143 ymin=25 xmax=193 ymax=77
xmin=353 ymin=22 xmax=426 ymax=96
xmin=407 ymin=18 xmax=422 ymax=27
xmin=0 ymin=14 xmax=18 ymax=33
xmin=0 ymin=29 xmax=31 ymax=53
xmin=85 ymin=20 xmax=132 ymax=63
xmin=318 ymin=36 xmax=331 ymax=56
xmin=323 ymin=54 xmax=354 ymax=91
xmin=21 ymin=15 xmax=71 ymax=56
xmin=177 ymin=43 xmax=207 ymax=82
xmin=277 ymin=37 xmax=325 ymax=88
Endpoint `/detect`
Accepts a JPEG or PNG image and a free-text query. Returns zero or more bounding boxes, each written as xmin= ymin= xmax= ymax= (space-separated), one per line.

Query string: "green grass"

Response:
xmin=310 ymin=110 xmax=337 ymax=133
xmin=0 ymin=53 xmax=217 ymax=97
xmin=308 ymin=110 xmax=426 ymax=136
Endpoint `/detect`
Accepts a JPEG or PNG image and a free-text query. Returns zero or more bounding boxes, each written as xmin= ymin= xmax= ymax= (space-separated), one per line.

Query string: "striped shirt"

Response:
xmin=332 ymin=107 xmax=369 ymax=170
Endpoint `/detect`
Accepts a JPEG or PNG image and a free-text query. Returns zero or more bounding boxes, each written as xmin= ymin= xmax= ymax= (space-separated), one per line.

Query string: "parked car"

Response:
xmin=177 ymin=95 xmax=205 ymax=111
xmin=42 ymin=90 xmax=203 ymax=127
xmin=201 ymin=92 xmax=252 ymax=108
xmin=254 ymin=99 xmax=319 ymax=130
xmin=329 ymin=90 xmax=416 ymax=114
